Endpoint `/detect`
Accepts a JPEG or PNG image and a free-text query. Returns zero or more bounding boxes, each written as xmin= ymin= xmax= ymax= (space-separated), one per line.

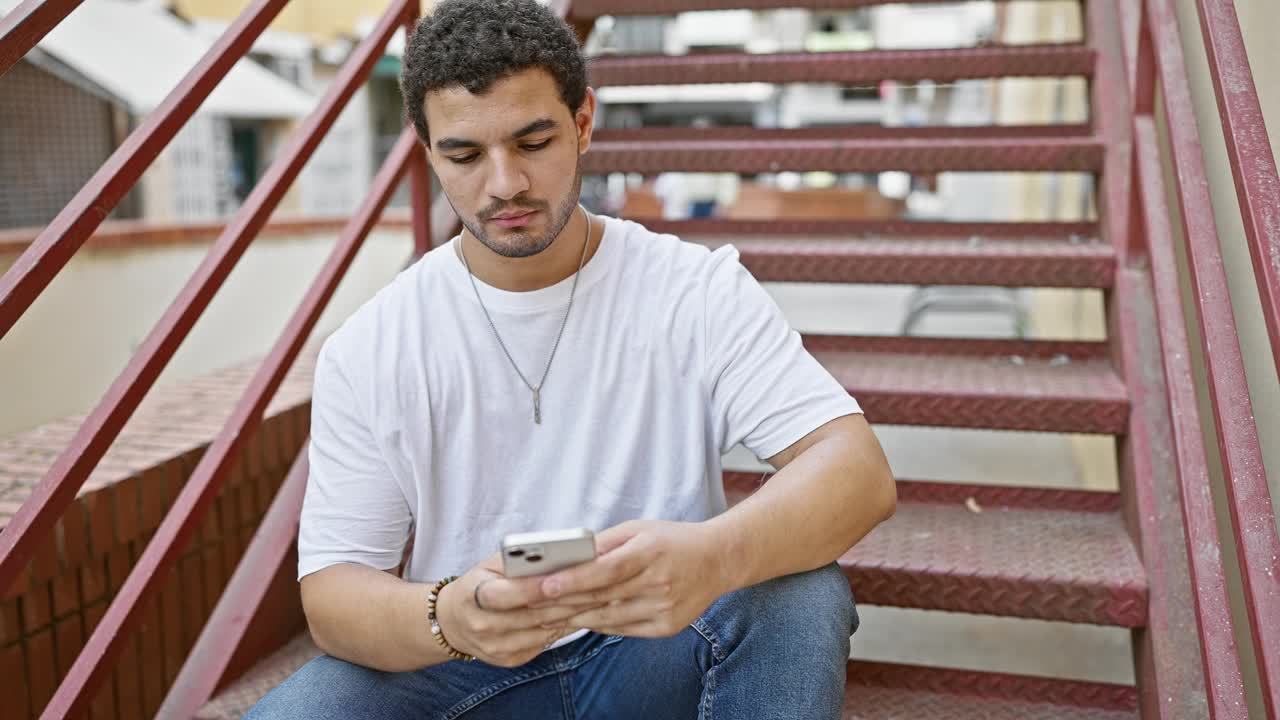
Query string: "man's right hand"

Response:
xmin=435 ymin=552 xmax=599 ymax=667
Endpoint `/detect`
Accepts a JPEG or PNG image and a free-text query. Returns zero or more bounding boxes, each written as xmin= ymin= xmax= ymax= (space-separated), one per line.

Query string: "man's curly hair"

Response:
xmin=401 ymin=0 xmax=588 ymax=143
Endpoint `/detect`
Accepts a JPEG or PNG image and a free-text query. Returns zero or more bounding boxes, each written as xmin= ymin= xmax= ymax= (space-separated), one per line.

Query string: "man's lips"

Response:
xmin=489 ymin=210 xmax=539 ymax=228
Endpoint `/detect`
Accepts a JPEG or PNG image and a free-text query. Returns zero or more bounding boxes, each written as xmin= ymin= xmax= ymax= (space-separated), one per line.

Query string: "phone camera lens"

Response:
xmin=508 ymin=549 xmax=525 ymax=557
xmin=526 ymin=554 xmax=543 ymax=563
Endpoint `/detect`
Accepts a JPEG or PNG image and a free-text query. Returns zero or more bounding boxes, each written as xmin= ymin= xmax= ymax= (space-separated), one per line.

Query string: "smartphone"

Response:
xmin=501 ymin=528 xmax=597 ymax=578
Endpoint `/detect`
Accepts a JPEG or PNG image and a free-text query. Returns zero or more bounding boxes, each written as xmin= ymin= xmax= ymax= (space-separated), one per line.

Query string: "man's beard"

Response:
xmin=455 ymin=163 xmax=583 ymax=259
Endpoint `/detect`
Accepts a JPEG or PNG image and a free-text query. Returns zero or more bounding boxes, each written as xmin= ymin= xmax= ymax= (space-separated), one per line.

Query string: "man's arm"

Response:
xmin=302 ymin=556 xmax=603 ymax=671
xmin=535 ymin=413 xmax=894 ymax=637
xmin=708 ymin=412 xmax=895 ymax=591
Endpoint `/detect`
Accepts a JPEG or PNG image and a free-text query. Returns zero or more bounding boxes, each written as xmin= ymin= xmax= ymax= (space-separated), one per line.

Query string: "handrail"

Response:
xmin=152 ymin=125 xmax=419 ymax=719
xmin=0 ymin=0 xmax=406 ymax=602
xmin=1192 ymin=0 xmax=1280 ymax=385
xmin=30 ymin=6 xmax=415 ymax=712
xmin=0 ymin=0 xmax=292 ymax=340
xmin=155 ymin=445 xmax=310 ymax=720
xmin=1135 ymin=0 xmax=1280 ymax=716
xmin=1132 ymin=117 xmax=1248 ymax=719
xmin=0 ymin=0 xmax=83 ymax=77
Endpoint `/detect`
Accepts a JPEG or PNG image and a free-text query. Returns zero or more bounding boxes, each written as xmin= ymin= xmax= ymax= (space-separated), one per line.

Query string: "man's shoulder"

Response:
xmin=608 ymin=215 xmax=737 ymax=282
xmin=318 ymin=247 xmax=449 ymax=371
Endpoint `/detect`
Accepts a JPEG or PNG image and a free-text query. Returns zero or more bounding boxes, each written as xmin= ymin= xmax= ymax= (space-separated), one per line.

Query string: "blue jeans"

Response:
xmin=247 ymin=562 xmax=857 ymax=719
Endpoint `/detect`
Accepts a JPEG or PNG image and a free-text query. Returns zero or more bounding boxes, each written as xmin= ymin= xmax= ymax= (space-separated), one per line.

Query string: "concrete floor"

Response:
xmin=732 ymin=281 xmax=1136 ymax=684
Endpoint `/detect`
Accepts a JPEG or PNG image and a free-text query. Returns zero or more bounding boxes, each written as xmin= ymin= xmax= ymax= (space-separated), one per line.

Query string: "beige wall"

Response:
xmin=0 ymin=231 xmax=412 ymax=438
xmin=171 ymin=0 xmax=429 ymax=42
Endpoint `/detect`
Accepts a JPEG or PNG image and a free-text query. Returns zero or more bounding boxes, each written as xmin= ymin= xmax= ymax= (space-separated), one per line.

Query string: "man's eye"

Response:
xmin=522 ymin=139 xmax=552 ymax=152
xmin=449 ymin=154 xmax=479 ymax=165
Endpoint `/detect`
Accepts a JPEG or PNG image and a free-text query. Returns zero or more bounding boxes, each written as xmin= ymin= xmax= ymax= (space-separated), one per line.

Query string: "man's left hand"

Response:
xmin=534 ymin=519 xmax=734 ymax=638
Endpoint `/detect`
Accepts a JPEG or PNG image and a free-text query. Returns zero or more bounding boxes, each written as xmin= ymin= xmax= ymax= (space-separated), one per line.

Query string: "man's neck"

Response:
xmin=458 ymin=209 xmax=602 ymax=293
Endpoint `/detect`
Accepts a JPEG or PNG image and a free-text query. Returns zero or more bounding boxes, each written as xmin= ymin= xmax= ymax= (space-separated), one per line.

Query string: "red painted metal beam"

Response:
xmin=0 ymin=0 xmax=83 ymax=78
xmin=155 ymin=445 xmax=309 ymax=720
xmin=0 ymin=0 xmax=292 ymax=341
xmin=1133 ymin=117 xmax=1248 ymax=720
xmin=1141 ymin=0 xmax=1280 ymax=714
xmin=44 ymin=124 xmax=419 ymax=720
xmin=701 ymin=234 xmax=1115 ymax=289
xmin=594 ymin=124 xmax=1094 ymax=142
xmin=155 ymin=135 xmax=419 ymax=720
xmin=570 ymin=0 xmax=1059 ymax=20
xmin=584 ymin=132 xmax=1104 ymax=174
xmin=403 ymin=3 xmax=432 ymax=261
xmin=589 ymin=44 xmax=1094 ymax=87
xmin=636 ymin=218 xmax=1099 ymax=239
xmin=0 ymin=0 xmax=408 ymax=623
xmin=1192 ymin=0 xmax=1280 ymax=390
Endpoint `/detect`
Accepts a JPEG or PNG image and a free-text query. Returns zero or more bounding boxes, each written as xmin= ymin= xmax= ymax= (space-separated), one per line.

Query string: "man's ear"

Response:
xmin=575 ymin=87 xmax=597 ymax=155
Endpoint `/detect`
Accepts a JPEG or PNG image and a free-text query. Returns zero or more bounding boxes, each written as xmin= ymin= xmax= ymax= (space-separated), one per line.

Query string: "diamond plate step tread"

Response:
xmin=572 ymin=0 xmax=1050 ymax=17
xmin=194 ymin=634 xmax=1138 ymax=719
xmin=725 ymin=474 xmax=1147 ymax=626
xmin=638 ymin=218 xmax=1100 ymax=239
xmin=844 ymin=661 xmax=1138 ymax=719
xmin=595 ymin=124 xmax=1096 ymax=142
xmin=692 ymin=234 xmax=1115 ymax=288
xmin=796 ymin=335 xmax=1129 ymax=434
xmin=583 ymin=129 xmax=1104 ymax=173
xmin=589 ymin=44 xmax=1094 ymax=86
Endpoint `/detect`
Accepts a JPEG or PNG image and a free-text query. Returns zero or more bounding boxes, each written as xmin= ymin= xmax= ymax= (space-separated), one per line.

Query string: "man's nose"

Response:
xmin=485 ymin=152 xmax=531 ymax=201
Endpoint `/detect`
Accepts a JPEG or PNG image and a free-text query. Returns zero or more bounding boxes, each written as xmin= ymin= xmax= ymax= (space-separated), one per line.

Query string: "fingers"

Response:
xmin=542 ymin=535 xmax=649 ymax=599
xmin=531 ymin=572 xmax=657 ymax=608
xmin=561 ymin=595 xmax=670 ymax=630
xmin=476 ymin=574 xmax=551 ymax=611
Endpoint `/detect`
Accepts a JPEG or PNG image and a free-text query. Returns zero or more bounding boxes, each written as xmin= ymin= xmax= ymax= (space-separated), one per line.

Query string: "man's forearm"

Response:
xmin=704 ymin=419 xmax=896 ymax=593
xmin=301 ymin=563 xmax=456 ymax=672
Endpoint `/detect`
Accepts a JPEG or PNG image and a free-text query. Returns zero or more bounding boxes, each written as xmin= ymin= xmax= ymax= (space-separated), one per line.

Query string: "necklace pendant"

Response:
xmin=533 ymin=387 xmax=541 ymax=425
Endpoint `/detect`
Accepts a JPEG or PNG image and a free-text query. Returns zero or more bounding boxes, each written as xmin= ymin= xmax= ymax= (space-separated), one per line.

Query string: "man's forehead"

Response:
xmin=425 ymin=68 xmax=564 ymax=132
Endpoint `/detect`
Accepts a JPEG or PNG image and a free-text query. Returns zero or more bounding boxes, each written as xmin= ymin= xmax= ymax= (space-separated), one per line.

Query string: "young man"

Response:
xmin=249 ymin=1 xmax=895 ymax=717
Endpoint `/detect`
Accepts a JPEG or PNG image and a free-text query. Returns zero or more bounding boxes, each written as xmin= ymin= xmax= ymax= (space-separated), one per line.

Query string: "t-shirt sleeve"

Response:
xmin=297 ymin=343 xmax=412 ymax=581
xmin=703 ymin=245 xmax=863 ymax=460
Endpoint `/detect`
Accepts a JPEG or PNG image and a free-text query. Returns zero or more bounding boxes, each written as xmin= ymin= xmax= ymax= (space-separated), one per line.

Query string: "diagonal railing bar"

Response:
xmin=0 ymin=0 xmax=292 ymax=339
xmin=0 ymin=0 xmax=410 ymax=605
xmin=35 ymin=45 xmax=414 ymax=720
xmin=0 ymin=0 xmax=83 ymax=77
xmin=1133 ymin=117 xmax=1249 ymax=720
xmin=153 ymin=128 xmax=419 ymax=719
xmin=1191 ymin=0 xmax=1280 ymax=385
xmin=155 ymin=445 xmax=310 ymax=720
xmin=1140 ymin=1 xmax=1280 ymax=714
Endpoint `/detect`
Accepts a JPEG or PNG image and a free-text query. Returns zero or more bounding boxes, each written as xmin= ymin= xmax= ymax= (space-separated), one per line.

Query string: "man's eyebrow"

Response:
xmin=434 ymin=118 xmax=559 ymax=153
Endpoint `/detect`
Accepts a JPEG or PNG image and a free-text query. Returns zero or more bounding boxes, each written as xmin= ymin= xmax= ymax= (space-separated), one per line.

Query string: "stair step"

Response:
xmin=844 ymin=661 xmax=1138 ymax=719
xmin=726 ymin=473 xmax=1146 ymax=626
xmin=199 ymin=630 xmax=1141 ymax=712
xmin=590 ymin=44 xmax=1093 ymax=87
xmin=799 ymin=335 xmax=1129 ymax=434
xmin=583 ymin=128 xmax=1104 ymax=174
xmin=641 ymin=219 xmax=1100 ymax=239
xmin=694 ymin=234 xmax=1114 ymax=288
xmin=572 ymin=0 xmax=1043 ymax=18
xmin=195 ymin=635 xmax=1138 ymax=719
xmin=596 ymin=124 xmax=1096 ymax=142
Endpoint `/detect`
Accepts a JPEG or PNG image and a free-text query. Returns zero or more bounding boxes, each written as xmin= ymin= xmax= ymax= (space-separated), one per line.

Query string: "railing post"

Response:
xmin=404 ymin=3 xmax=433 ymax=260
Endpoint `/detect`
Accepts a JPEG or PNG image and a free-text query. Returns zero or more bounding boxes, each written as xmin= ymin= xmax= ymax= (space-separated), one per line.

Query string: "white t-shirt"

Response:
xmin=297 ymin=214 xmax=862 ymax=596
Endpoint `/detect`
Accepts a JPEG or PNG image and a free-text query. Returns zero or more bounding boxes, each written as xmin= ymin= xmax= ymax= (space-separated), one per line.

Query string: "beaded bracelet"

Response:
xmin=427 ymin=576 xmax=476 ymax=662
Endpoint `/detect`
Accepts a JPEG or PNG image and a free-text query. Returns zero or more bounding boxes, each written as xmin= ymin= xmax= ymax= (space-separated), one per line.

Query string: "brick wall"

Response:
xmin=0 ymin=354 xmax=317 ymax=719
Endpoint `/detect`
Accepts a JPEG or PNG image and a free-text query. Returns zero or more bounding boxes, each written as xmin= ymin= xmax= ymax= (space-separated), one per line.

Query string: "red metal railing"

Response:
xmin=1128 ymin=0 xmax=1280 ymax=717
xmin=0 ymin=0 xmax=82 ymax=77
xmin=0 ymin=0 xmax=293 ymax=340
xmin=1191 ymin=0 xmax=1280 ymax=385
xmin=0 ymin=0 xmax=426 ymax=714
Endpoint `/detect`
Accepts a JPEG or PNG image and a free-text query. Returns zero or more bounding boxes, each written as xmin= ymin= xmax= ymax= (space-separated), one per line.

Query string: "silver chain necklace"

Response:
xmin=457 ymin=205 xmax=592 ymax=424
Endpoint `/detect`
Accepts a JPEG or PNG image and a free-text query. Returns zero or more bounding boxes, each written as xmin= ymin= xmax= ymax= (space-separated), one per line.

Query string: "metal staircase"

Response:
xmin=1 ymin=0 xmax=1277 ymax=718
